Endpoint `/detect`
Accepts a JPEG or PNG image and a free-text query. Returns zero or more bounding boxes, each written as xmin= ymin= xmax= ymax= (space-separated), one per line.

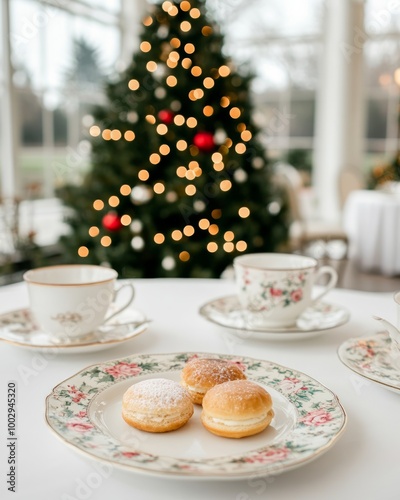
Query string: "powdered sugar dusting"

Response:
xmin=123 ymin=378 xmax=191 ymax=411
xmin=182 ymin=358 xmax=246 ymax=386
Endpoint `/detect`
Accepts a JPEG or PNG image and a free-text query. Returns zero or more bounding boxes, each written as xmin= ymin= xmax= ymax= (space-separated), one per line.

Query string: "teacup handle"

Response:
xmin=311 ymin=266 xmax=338 ymax=305
xmin=104 ymin=283 xmax=135 ymax=323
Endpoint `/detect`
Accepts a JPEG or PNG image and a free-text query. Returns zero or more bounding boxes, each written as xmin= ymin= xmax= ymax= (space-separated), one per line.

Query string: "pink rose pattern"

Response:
xmin=68 ymin=385 xmax=87 ymax=403
xmin=120 ymin=451 xmax=140 ymax=458
xmin=300 ymin=409 xmax=333 ymax=426
xmin=341 ymin=333 xmax=400 ymax=390
xmin=104 ymin=362 xmax=142 ymax=378
xmin=245 ymin=447 xmax=289 ymax=464
xmin=66 ymin=422 xmax=94 ymax=433
xmin=290 ymin=289 xmax=303 ymax=302
xmin=279 ymin=377 xmax=308 ymax=393
xmin=239 ymin=268 xmax=308 ymax=309
xmin=357 ymin=340 xmax=376 ymax=358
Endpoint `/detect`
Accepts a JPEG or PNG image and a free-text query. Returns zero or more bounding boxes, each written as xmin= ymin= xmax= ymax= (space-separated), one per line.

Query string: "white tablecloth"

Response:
xmin=343 ymin=189 xmax=400 ymax=275
xmin=0 ymin=279 xmax=399 ymax=500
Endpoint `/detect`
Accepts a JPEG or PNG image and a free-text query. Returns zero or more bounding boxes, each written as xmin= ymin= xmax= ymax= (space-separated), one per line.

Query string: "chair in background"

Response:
xmin=272 ymin=162 xmax=348 ymax=259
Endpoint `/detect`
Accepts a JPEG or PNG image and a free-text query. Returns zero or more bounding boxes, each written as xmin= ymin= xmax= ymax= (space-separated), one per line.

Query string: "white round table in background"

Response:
xmin=343 ymin=189 xmax=400 ymax=276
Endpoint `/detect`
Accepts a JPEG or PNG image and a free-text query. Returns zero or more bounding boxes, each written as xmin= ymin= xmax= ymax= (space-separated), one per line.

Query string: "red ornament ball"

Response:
xmin=193 ymin=131 xmax=215 ymax=152
xmin=158 ymin=109 xmax=175 ymax=124
xmin=102 ymin=212 xmax=122 ymax=231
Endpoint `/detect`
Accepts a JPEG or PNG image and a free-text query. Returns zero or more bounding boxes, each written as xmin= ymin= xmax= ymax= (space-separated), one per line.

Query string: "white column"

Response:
xmin=42 ymin=105 xmax=55 ymax=198
xmin=312 ymin=0 xmax=365 ymax=223
xmin=119 ymin=0 xmax=148 ymax=68
xmin=1 ymin=0 xmax=18 ymax=199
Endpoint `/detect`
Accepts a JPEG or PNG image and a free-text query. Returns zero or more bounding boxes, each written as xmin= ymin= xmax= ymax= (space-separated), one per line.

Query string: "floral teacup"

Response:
xmin=234 ymin=253 xmax=338 ymax=328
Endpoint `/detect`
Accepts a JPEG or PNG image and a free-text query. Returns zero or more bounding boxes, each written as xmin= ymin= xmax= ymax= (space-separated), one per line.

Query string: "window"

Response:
xmin=2 ymin=0 xmax=121 ymax=198
xmin=2 ymin=0 xmax=400 ymax=202
xmin=364 ymin=0 xmax=400 ymax=169
xmin=208 ymin=0 xmax=324 ymax=175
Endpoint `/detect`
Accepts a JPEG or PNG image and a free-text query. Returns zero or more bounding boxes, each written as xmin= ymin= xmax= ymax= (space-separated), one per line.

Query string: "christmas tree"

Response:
xmin=58 ymin=0 xmax=289 ymax=278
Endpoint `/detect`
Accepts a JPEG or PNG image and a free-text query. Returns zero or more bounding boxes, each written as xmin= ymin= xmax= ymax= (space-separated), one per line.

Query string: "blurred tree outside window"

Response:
xmin=364 ymin=0 xmax=400 ymax=176
xmin=208 ymin=0 xmax=324 ymax=180
xmin=7 ymin=0 xmax=121 ymax=199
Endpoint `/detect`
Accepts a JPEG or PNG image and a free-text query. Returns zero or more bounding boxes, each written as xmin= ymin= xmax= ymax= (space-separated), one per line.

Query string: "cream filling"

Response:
xmin=186 ymin=385 xmax=207 ymax=394
xmin=132 ymin=412 xmax=183 ymax=423
xmin=209 ymin=413 xmax=270 ymax=427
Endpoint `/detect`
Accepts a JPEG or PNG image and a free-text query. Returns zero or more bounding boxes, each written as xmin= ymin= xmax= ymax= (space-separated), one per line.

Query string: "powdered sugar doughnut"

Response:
xmin=122 ymin=378 xmax=194 ymax=432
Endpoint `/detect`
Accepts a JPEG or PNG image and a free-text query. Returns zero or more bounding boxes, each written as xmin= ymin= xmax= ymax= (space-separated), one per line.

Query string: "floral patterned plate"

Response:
xmin=199 ymin=296 xmax=350 ymax=340
xmin=45 ymin=352 xmax=347 ymax=480
xmin=338 ymin=332 xmax=400 ymax=394
xmin=0 ymin=308 xmax=149 ymax=353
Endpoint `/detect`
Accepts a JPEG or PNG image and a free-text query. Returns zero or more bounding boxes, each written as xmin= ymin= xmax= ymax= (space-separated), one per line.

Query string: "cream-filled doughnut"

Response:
xmin=181 ymin=358 xmax=246 ymax=405
xmin=201 ymin=380 xmax=274 ymax=438
xmin=122 ymin=378 xmax=193 ymax=432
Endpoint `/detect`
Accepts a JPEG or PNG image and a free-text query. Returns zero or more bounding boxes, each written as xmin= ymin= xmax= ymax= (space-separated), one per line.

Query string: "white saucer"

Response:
xmin=338 ymin=332 xmax=400 ymax=394
xmin=199 ymin=295 xmax=350 ymax=340
xmin=0 ymin=307 xmax=150 ymax=353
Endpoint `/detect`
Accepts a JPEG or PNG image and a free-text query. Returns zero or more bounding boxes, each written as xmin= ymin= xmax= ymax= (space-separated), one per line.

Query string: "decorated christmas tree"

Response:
xmin=58 ymin=0 xmax=289 ymax=278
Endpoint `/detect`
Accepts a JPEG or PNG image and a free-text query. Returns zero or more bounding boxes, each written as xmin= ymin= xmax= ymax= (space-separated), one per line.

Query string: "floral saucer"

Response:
xmin=45 ymin=352 xmax=346 ymax=480
xmin=338 ymin=332 xmax=400 ymax=394
xmin=0 ymin=307 xmax=149 ymax=353
xmin=199 ymin=296 xmax=350 ymax=340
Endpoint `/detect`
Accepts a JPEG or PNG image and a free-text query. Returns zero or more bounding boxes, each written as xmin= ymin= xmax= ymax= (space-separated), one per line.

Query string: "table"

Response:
xmin=343 ymin=189 xmax=400 ymax=276
xmin=0 ymin=279 xmax=399 ymax=500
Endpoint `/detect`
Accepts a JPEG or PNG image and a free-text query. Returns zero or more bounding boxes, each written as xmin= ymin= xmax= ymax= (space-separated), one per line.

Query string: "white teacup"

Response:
xmin=23 ymin=265 xmax=135 ymax=338
xmin=234 ymin=253 xmax=338 ymax=328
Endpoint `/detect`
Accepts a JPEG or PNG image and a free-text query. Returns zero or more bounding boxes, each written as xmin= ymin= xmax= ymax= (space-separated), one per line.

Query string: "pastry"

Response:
xmin=122 ymin=378 xmax=193 ymax=432
xmin=201 ymin=380 xmax=274 ymax=438
xmin=181 ymin=358 xmax=246 ymax=404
